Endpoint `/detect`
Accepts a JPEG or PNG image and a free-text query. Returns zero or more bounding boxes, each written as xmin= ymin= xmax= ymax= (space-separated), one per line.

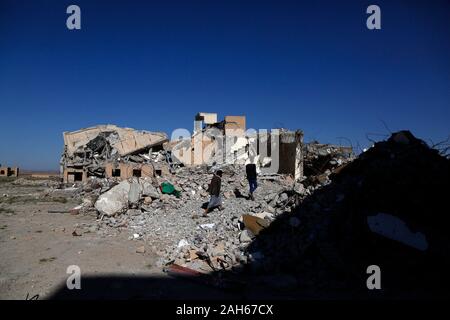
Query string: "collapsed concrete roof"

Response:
xmin=63 ymin=125 xmax=168 ymax=157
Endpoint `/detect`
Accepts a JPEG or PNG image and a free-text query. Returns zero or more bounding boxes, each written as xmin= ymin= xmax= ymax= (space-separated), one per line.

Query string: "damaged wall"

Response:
xmin=61 ymin=117 xmax=350 ymax=184
xmin=105 ymin=162 xmax=154 ymax=180
xmin=278 ymin=130 xmax=303 ymax=180
xmin=63 ymin=124 xmax=168 ymax=157
xmin=170 ymin=113 xmax=307 ymax=180
xmin=61 ymin=125 xmax=168 ymax=183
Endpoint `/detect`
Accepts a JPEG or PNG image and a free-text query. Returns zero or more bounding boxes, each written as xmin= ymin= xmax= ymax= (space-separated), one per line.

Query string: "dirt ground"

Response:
xmin=0 ymin=177 xmax=251 ymax=300
xmin=0 ymin=178 xmax=177 ymax=299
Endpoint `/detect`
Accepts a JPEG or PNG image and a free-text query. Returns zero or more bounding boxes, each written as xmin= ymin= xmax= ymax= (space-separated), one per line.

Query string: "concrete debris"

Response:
xmin=60 ymin=125 xmax=170 ymax=183
xmin=239 ymin=230 xmax=253 ymax=243
xmin=242 ymin=214 xmax=270 ymax=236
xmin=141 ymin=181 xmax=160 ymax=199
xmin=128 ymin=181 xmax=141 ymax=206
xmin=136 ymin=246 xmax=146 ymax=254
xmin=6 ymin=121 xmax=448 ymax=297
xmin=74 ymin=162 xmax=301 ymax=271
xmin=303 ymin=141 xmax=354 ymax=187
xmin=53 ymin=120 xmax=373 ymax=289
xmin=245 ymin=131 xmax=450 ymax=295
xmin=168 ymin=114 xmax=305 ymax=179
xmin=177 ymin=239 xmax=189 ymax=248
xmin=199 ymin=223 xmax=215 ymax=230
xmin=94 ymin=180 xmax=131 ymax=216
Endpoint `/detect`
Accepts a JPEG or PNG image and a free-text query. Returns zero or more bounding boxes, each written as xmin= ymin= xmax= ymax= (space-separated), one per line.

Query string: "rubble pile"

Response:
xmin=246 ymin=131 xmax=450 ymax=295
xmin=36 ymin=124 xmax=449 ymax=297
xmin=73 ymin=164 xmax=312 ymax=273
xmin=57 ymin=123 xmax=357 ymax=279
xmin=302 ymin=142 xmax=354 ymax=187
xmin=61 ymin=125 xmax=450 ymax=296
xmin=60 ymin=125 xmax=172 ymax=181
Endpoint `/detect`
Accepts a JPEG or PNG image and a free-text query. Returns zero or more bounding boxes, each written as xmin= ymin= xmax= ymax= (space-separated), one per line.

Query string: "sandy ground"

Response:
xmin=0 ymin=179 xmax=172 ymax=299
xmin=0 ymin=178 xmax=246 ymax=300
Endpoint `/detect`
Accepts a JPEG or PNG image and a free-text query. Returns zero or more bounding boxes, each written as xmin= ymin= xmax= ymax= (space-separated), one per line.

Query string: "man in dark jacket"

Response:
xmin=204 ymin=170 xmax=223 ymax=216
xmin=246 ymin=161 xmax=258 ymax=201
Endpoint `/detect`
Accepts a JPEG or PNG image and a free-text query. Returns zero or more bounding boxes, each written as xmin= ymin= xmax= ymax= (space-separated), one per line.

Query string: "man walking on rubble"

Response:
xmin=204 ymin=170 xmax=223 ymax=216
xmin=246 ymin=159 xmax=258 ymax=201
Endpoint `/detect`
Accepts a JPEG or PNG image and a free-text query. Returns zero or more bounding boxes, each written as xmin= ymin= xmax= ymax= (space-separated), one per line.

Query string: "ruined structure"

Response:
xmin=176 ymin=112 xmax=248 ymax=166
xmin=60 ymin=125 xmax=168 ymax=183
xmin=170 ymin=113 xmax=304 ymax=180
xmin=60 ymin=115 xmax=349 ymax=184
xmin=249 ymin=129 xmax=304 ymax=180
xmin=303 ymin=142 xmax=354 ymax=184
xmin=0 ymin=166 xmax=19 ymax=177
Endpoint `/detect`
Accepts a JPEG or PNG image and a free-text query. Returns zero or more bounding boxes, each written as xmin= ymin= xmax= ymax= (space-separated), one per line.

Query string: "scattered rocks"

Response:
xmin=239 ymin=229 xmax=253 ymax=243
xmin=75 ymin=161 xmax=324 ymax=273
xmin=95 ymin=180 xmax=131 ymax=216
xmin=136 ymin=246 xmax=146 ymax=254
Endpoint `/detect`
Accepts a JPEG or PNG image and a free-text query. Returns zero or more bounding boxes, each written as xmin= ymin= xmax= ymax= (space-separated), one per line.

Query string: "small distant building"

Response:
xmin=0 ymin=166 xmax=19 ymax=177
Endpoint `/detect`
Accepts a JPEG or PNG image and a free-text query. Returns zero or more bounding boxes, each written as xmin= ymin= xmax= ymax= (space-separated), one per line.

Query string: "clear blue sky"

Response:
xmin=0 ymin=0 xmax=449 ymax=170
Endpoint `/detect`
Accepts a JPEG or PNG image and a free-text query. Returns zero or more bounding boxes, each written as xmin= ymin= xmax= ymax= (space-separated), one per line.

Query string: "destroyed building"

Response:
xmin=251 ymin=129 xmax=304 ymax=180
xmin=60 ymin=116 xmax=352 ymax=185
xmin=302 ymin=142 xmax=354 ymax=185
xmin=244 ymin=130 xmax=450 ymax=297
xmin=54 ymin=116 xmax=365 ymax=297
xmin=169 ymin=113 xmax=305 ymax=180
xmin=167 ymin=112 xmax=248 ymax=167
xmin=54 ymin=119 xmax=450 ymax=298
xmin=0 ymin=166 xmax=19 ymax=177
xmin=60 ymin=125 xmax=168 ymax=183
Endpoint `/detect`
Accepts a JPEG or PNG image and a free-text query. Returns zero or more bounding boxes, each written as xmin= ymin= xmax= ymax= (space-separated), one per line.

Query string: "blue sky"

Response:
xmin=0 ymin=0 xmax=449 ymax=170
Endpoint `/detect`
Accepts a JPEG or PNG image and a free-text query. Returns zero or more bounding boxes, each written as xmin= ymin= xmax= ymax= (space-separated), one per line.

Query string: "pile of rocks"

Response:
xmin=244 ymin=131 xmax=450 ymax=296
xmin=73 ymin=164 xmax=312 ymax=273
xmin=54 ymin=131 xmax=450 ymax=297
xmin=303 ymin=142 xmax=355 ymax=187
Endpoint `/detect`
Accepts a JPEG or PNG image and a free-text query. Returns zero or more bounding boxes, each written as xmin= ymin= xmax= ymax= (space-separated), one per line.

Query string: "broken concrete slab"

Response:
xmin=128 ymin=181 xmax=141 ymax=206
xmin=63 ymin=125 xmax=168 ymax=157
xmin=141 ymin=179 xmax=160 ymax=199
xmin=61 ymin=125 xmax=169 ymax=183
xmin=239 ymin=229 xmax=253 ymax=243
xmin=242 ymin=214 xmax=270 ymax=236
xmin=94 ymin=180 xmax=130 ymax=216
